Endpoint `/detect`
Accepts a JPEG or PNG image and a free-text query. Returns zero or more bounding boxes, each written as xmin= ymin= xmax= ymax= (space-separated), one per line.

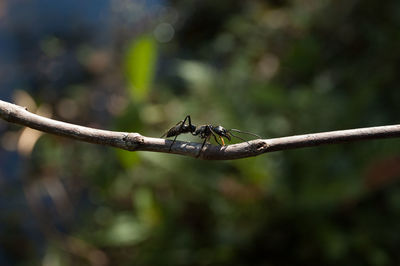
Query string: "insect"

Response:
xmin=161 ymin=115 xmax=261 ymax=157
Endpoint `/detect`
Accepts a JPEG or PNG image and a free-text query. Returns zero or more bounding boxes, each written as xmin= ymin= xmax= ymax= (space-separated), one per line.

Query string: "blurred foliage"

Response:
xmin=124 ymin=35 xmax=158 ymax=103
xmin=1 ymin=0 xmax=400 ymax=265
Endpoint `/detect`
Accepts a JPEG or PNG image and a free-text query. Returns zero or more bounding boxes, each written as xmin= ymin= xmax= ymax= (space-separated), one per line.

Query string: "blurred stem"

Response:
xmin=1 ymin=99 xmax=400 ymax=160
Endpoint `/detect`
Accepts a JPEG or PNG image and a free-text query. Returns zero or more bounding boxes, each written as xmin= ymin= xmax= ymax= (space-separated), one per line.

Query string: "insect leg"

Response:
xmin=197 ymin=135 xmax=210 ymax=158
xmin=182 ymin=115 xmax=190 ymax=125
xmin=211 ymin=131 xmax=223 ymax=145
xmin=210 ymin=127 xmax=226 ymax=146
xmin=169 ymin=135 xmax=179 ymax=152
xmin=168 ymin=115 xmax=190 ymax=151
xmin=212 ymin=133 xmax=221 ymax=145
xmin=186 ymin=115 xmax=192 ymax=127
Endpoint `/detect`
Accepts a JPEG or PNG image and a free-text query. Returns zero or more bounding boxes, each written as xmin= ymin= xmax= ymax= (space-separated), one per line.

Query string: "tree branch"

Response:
xmin=1 ymin=99 xmax=400 ymax=160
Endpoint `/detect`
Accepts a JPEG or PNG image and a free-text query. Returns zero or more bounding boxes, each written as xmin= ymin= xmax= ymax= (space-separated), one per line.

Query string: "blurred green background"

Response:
xmin=1 ymin=0 xmax=400 ymax=265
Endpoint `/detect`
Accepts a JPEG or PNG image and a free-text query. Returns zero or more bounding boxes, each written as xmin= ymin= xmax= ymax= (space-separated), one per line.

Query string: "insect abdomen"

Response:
xmin=166 ymin=126 xmax=181 ymax=137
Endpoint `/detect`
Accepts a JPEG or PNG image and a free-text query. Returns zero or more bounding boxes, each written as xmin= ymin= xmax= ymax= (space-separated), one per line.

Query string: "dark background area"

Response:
xmin=1 ymin=0 xmax=400 ymax=265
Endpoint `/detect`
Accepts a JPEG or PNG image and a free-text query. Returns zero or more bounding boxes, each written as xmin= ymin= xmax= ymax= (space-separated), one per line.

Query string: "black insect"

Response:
xmin=161 ymin=115 xmax=261 ymax=157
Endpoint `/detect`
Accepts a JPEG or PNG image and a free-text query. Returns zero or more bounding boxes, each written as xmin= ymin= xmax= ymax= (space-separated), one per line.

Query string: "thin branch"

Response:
xmin=1 ymin=99 xmax=400 ymax=160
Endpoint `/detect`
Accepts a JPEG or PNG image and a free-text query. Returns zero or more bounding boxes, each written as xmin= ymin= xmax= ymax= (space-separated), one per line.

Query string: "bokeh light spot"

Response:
xmin=153 ymin=23 xmax=175 ymax=43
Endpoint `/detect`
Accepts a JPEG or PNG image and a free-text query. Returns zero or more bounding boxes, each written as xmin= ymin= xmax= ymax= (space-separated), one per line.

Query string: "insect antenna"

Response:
xmin=229 ymin=132 xmax=246 ymax=142
xmin=229 ymin=129 xmax=262 ymax=139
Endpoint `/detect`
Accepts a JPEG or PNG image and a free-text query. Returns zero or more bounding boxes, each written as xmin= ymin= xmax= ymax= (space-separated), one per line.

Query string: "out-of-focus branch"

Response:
xmin=1 ymin=99 xmax=400 ymax=160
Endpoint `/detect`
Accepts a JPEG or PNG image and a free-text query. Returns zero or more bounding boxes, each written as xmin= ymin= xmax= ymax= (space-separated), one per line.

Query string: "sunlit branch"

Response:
xmin=1 ymin=99 xmax=400 ymax=160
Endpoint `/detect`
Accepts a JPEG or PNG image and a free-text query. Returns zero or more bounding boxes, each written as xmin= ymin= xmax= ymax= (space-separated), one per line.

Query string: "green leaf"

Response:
xmin=124 ymin=35 xmax=158 ymax=102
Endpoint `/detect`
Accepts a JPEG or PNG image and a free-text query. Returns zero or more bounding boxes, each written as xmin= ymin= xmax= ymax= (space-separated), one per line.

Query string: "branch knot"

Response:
xmin=123 ymin=133 xmax=144 ymax=151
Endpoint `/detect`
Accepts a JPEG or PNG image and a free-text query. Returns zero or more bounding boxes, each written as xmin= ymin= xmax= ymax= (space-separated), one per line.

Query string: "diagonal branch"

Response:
xmin=1 ymin=99 xmax=400 ymax=160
